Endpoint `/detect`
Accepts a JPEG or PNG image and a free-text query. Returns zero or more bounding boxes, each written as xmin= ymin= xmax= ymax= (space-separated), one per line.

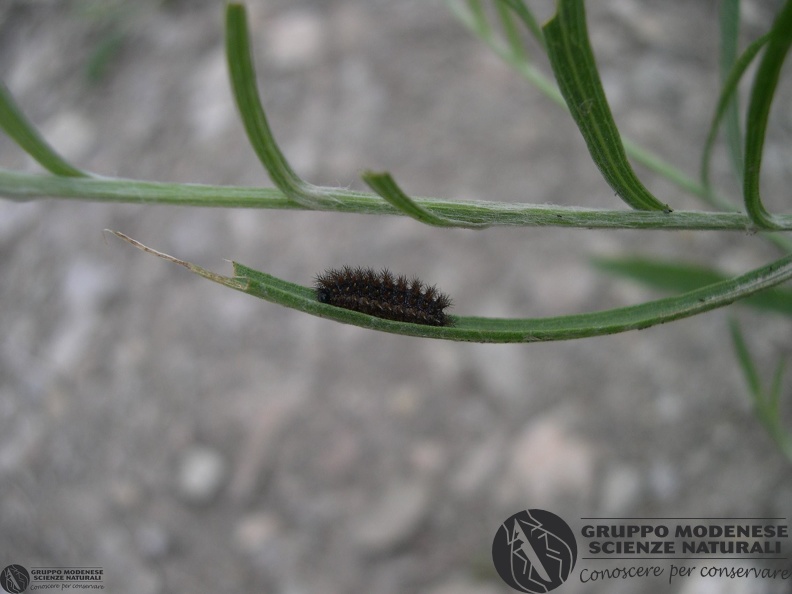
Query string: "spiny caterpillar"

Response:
xmin=314 ymin=266 xmax=453 ymax=327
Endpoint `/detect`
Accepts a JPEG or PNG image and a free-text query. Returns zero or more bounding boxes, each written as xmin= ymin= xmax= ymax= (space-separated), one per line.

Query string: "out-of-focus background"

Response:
xmin=1 ymin=1 xmax=790 ymax=593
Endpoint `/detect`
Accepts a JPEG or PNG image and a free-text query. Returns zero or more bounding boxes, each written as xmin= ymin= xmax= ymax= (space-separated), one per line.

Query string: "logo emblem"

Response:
xmin=0 ymin=565 xmax=29 ymax=594
xmin=492 ymin=509 xmax=577 ymax=593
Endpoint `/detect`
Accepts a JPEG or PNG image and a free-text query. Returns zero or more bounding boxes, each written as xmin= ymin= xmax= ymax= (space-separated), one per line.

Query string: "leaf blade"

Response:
xmin=592 ymin=256 xmax=792 ymax=315
xmin=0 ymin=82 xmax=88 ymax=177
xmin=729 ymin=319 xmax=764 ymax=399
xmin=701 ymin=32 xmax=770 ymax=189
xmin=225 ymin=3 xmax=337 ymax=208
xmin=720 ymin=0 xmax=745 ymax=180
xmin=543 ymin=0 xmax=669 ymax=212
xmin=362 ymin=170 xmax=489 ymax=228
xmin=743 ymin=0 xmax=792 ymax=228
xmin=112 ymin=232 xmax=792 ymax=343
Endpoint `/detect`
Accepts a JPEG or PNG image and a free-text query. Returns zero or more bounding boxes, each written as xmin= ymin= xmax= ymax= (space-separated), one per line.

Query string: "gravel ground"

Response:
xmin=1 ymin=1 xmax=791 ymax=593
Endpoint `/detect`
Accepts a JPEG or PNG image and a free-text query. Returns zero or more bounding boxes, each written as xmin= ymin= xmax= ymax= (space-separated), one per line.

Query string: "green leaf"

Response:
xmin=448 ymin=1 xmax=725 ymax=211
xmin=730 ymin=319 xmax=792 ymax=462
xmin=729 ymin=318 xmax=763 ymax=396
xmin=446 ymin=0 xmax=567 ymax=107
xmin=85 ymin=28 xmax=126 ymax=83
xmin=743 ymin=0 xmax=792 ymax=229
xmin=496 ymin=0 xmax=546 ymax=50
xmin=592 ymin=256 xmax=792 ymax=316
xmin=543 ymin=0 xmax=669 ymax=212
xmin=496 ymin=1 xmax=529 ymax=62
xmin=701 ymin=32 xmax=770 ymax=189
xmin=769 ymin=358 xmax=786 ymax=412
xmin=719 ymin=0 xmax=745 ymax=180
xmin=362 ymin=170 xmax=489 ymax=228
xmin=225 ymin=2 xmax=338 ymax=209
xmin=464 ymin=0 xmax=490 ymax=38
xmin=111 ymin=230 xmax=792 ymax=343
xmin=0 ymin=82 xmax=87 ymax=177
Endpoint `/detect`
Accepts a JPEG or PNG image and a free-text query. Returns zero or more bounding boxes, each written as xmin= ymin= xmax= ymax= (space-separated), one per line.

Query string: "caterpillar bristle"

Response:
xmin=314 ymin=266 xmax=453 ymax=327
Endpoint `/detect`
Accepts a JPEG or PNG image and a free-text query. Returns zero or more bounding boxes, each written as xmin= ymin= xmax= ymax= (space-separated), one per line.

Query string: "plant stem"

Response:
xmin=5 ymin=168 xmax=792 ymax=231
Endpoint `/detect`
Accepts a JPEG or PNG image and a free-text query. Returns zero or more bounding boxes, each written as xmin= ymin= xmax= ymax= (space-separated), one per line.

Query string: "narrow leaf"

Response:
xmin=449 ymin=0 xmax=724 ymax=210
xmin=111 ymin=231 xmax=792 ymax=343
xmin=543 ymin=0 xmax=669 ymax=211
xmin=362 ymin=170 xmax=488 ymax=228
xmin=731 ymin=318 xmax=792 ymax=462
xmin=106 ymin=231 xmax=245 ymax=290
xmin=719 ymin=0 xmax=745 ymax=180
xmin=496 ymin=1 xmax=529 ymax=61
xmin=729 ymin=318 xmax=764 ymax=396
xmin=701 ymin=32 xmax=770 ymax=189
xmin=225 ymin=3 xmax=337 ymax=208
xmin=0 ymin=82 xmax=88 ymax=177
xmin=593 ymin=256 xmax=792 ymax=315
xmin=743 ymin=0 xmax=792 ymax=229
xmin=465 ymin=0 xmax=490 ymax=38
xmin=496 ymin=0 xmax=546 ymax=50
xmin=769 ymin=358 xmax=786 ymax=411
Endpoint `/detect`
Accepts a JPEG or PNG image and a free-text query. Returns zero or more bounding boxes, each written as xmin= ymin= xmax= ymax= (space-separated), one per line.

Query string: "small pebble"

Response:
xmin=177 ymin=446 xmax=226 ymax=504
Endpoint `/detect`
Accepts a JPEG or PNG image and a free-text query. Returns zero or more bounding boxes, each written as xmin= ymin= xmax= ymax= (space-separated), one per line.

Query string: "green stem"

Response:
xmin=5 ymin=168 xmax=792 ymax=231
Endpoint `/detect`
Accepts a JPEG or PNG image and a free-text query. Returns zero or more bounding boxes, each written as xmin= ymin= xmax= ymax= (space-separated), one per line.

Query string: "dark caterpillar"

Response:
xmin=314 ymin=266 xmax=453 ymax=327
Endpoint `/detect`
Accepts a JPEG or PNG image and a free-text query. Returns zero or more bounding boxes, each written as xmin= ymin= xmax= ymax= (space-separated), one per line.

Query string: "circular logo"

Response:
xmin=0 ymin=565 xmax=29 ymax=594
xmin=492 ymin=509 xmax=577 ymax=593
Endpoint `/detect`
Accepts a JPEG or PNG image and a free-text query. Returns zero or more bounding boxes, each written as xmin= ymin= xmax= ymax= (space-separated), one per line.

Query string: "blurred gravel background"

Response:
xmin=1 ymin=1 xmax=791 ymax=593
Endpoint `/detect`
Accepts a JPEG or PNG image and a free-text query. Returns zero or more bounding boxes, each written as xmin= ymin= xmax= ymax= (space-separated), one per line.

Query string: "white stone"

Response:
xmin=178 ymin=446 xmax=226 ymax=503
